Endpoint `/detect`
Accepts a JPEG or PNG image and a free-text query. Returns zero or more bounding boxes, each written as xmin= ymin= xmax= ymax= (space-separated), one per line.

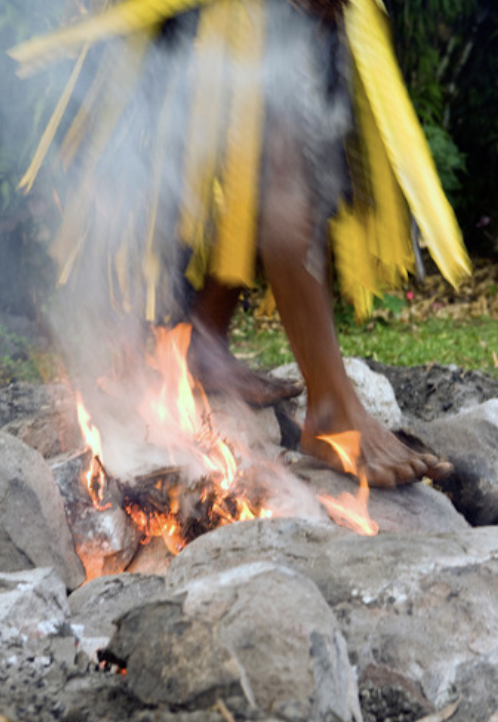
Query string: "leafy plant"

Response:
xmin=422 ymin=124 xmax=466 ymax=199
xmin=388 ymin=0 xmax=498 ymax=248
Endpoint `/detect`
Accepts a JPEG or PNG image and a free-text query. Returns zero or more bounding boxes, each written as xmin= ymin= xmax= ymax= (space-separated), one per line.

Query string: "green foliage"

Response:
xmin=0 ymin=324 xmax=48 ymax=384
xmin=389 ymin=0 xmax=498 ymax=247
xmin=422 ymin=124 xmax=466 ymax=198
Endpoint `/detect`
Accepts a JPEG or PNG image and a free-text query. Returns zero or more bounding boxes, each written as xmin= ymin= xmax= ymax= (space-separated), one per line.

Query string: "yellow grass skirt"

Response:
xmin=10 ymin=0 xmax=471 ymax=322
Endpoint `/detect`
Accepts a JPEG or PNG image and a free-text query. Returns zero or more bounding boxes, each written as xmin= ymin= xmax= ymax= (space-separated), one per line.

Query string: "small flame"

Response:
xmin=76 ymin=393 xmax=111 ymax=511
xmin=316 ymin=431 xmax=379 ymax=536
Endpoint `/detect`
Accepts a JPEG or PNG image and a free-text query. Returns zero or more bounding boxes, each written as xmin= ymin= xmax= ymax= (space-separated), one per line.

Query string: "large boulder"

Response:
xmin=164 ymin=519 xmax=498 ymax=720
xmin=0 ymin=431 xmax=85 ymax=589
xmin=0 ymin=382 xmax=80 ymax=459
xmin=106 ymin=562 xmax=363 ymax=722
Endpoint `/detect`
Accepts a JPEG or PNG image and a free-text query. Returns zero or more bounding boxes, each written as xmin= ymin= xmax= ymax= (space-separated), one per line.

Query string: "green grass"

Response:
xmin=230 ymin=309 xmax=498 ymax=377
xmin=2 ymin=305 xmax=498 ymax=385
xmin=338 ymin=317 xmax=498 ymax=372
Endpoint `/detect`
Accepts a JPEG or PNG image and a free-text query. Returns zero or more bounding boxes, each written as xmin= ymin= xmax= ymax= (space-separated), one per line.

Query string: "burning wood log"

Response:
xmin=117 ymin=465 xmax=271 ymax=554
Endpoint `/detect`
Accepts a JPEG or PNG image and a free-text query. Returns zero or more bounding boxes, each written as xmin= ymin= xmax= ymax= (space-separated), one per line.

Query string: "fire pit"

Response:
xmin=71 ymin=322 xmax=378 ymax=573
xmin=2 ymin=357 xmax=498 ymax=722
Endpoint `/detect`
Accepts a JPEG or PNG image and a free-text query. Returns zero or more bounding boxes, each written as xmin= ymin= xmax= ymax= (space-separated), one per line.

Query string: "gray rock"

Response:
xmin=50 ymin=448 xmax=91 ymax=503
xmin=125 ymin=536 xmax=175 ymax=575
xmin=450 ymin=651 xmax=498 ymax=722
xmin=164 ymin=518 xmax=350 ymax=592
xmin=69 ymin=572 xmax=169 ymax=641
xmin=366 ymin=361 xmax=498 ymax=423
xmin=51 ymin=449 xmax=142 ymax=581
xmin=270 ymin=360 xmax=402 ymax=429
xmin=293 ymin=459 xmax=469 ymax=534
xmin=412 ymin=399 xmax=498 ymax=525
xmin=0 ymin=431 xmax=85 ymax=589
xmin=344 ymin=358 xmax=403 ymax=428
xmin=107 ymin=562 xmax=363 ymax=722
xmin=0 ymin=567 xmax=69 ymax=639
xmin=208 ymin=395 xmax=282 ymax=450
xmin=0 ymin=382 xmax=81 ymax=459
xmin=164 ymin=520 xmax=498 ymax=712
xmin=69 ymin=504 xmax=142 ymax=582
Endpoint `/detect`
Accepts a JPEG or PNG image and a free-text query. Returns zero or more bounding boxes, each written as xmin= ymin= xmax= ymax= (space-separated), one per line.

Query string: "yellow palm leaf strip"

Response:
xmin=211 ymin=0 xmax=265 ymax=287
xmin=65 ymin=30 xmax=152 ymax=173
xmin=58 ymin=59 xmax=103 ymax=169
xmin=18 ymin=45 xmax=88 ymax=193
xmin=143 ymin=176 xmax=161 ymax=322
xmin=47 ymin=32 xmax=150 ymax=291
xmin=352 ymin=63 xmax=413 ymax=288
xmin=345 ymin=0 xmax=471 ymax=287
xmin=179 ymin=0 xmax=232 ymax=290
xmin=9 ymin=0 xmax=216 ymax=77
xmin=330 ymin=201 xmax=377 ymax=321
xmin=113 ymin=212 xmax=134 ymax=313
xmin=142 ymin=62 xmax=183 ymax=322
xmin=50 ymin=185 xmax=91 ymax=286
xmin=255 ymin=286 xmax=277 ymax=318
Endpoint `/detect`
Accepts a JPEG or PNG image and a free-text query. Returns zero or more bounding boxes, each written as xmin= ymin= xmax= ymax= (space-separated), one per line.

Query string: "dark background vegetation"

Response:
xmin=0 ymin=0 xmax=497 ymax=380
xmin=388 ymin=0 xmax=498 ymax=254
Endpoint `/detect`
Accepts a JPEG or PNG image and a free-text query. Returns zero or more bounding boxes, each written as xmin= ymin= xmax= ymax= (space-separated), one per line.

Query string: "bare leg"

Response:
xmin=259 ymin=130 xmax=450 ymax=487
xmin=188 ymin=276 xmax=302 ymax=405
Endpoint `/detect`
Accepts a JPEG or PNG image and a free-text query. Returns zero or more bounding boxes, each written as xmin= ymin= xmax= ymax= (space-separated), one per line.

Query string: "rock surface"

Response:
xmin=0 ymin=567 xmax=69 ymax=640
xmin=270 ymin=360 xmax=403 ymax=429
xmin=1 ymin=364 xmax=498 ymax=722
xmin=0 ymin=431 xmax=85 ymax=589
xmin=106 ymin=562 xmax=363 ymax=722
xmin=164 ymin=519 xmax=498 ymax=720
xmin=412 ymin=400 xmax=498 ymax=525
xmin=292 ymin=458 xmax=469 ymax=534
xmin=0 ymin=382 xmax=81 ymax=458
xmin=69 ymin=573 xmax=169 ymax=641
xmin=366 ymin=361 xmax=498 ymax=422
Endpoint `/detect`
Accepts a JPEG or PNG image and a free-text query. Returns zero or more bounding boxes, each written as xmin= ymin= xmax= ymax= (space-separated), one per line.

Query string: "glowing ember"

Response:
xmin=317 ymin=430 xmax=379 ymax=536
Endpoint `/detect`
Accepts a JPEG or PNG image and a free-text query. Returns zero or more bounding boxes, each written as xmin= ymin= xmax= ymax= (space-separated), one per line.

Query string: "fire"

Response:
xmin=76 ymin=324 xmax=378 ymax=556
xmin=76 ymin=393 xmax=111 ymax=511
xmin=76 ymin=323 xmax=273 ymax=554
xmin=316 ymin=431 xmax=379 ymax=536
xmin=139 ymin=323 xmax=240 ymax=489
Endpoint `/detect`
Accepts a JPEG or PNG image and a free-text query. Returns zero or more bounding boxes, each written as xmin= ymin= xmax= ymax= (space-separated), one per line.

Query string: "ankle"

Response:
xmin=304 ymin=392 xmax=365 ymax=437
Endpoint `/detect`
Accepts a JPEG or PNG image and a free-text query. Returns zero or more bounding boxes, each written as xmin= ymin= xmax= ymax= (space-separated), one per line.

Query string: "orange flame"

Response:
xmin=77 ymin=324 xmax=274 ymax=552
xmin=139 ymin=323 xmax=240 ymax=490
xmin=76 ymin=324 xmax=376 ymax=553
xmin=76 ymin=393 xmax=111 ymax=511
xmin=316 ymin=431 xmax=379 ymax=536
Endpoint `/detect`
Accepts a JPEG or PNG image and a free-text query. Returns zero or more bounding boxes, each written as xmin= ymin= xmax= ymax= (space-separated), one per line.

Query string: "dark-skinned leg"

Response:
xmin=259 ymin=130 xmax=450 ymax=487
xmin=188 ymin=276 xmax=302 ymax=405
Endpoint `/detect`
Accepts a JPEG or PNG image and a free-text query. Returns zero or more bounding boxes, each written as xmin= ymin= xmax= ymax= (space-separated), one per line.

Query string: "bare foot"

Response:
xmin=188 ymin=328 xmax=303 ymax=407
xmin=301 ymin=407 xmax=452 ymax=488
